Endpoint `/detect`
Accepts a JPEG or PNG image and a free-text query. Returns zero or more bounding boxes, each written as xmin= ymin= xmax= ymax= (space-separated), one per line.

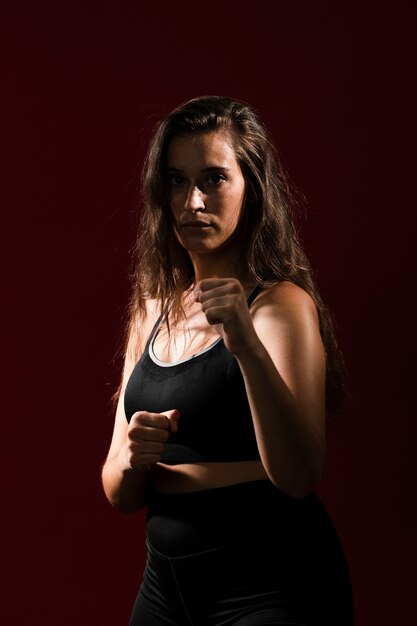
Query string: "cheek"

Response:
xmin=227 ymin=189 xmax=245 ymax=220
xmin=169 ymin=195 xmax=182 ymax=220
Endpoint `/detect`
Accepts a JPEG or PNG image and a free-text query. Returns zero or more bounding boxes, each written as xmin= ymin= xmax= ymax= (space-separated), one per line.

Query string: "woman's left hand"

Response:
xmin=194 ymin=278 xmax=260 ymax=356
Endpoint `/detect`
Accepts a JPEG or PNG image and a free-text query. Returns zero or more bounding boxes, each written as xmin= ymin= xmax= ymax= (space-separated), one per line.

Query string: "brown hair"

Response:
xmin=115 ymin=95 xmax=351 ymax=416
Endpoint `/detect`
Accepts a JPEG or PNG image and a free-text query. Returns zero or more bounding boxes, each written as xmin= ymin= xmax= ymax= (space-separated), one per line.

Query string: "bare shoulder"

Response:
xmin=252 ymin=281 xmax=319 ymax=323
xmin=126 ymin=297 xmax=162 ymax=364
xmin=251 ymin=282 xmax=325 ymax=380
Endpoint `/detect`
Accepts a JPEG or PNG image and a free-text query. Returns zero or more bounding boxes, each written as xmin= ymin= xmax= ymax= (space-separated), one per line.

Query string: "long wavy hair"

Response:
xmin=116 ymin=95 xmax=351 ymax=416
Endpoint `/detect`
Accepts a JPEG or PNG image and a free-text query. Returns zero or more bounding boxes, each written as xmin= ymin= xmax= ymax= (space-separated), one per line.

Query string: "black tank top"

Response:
xmin=124 ymin=286 xmax=263 ymax=464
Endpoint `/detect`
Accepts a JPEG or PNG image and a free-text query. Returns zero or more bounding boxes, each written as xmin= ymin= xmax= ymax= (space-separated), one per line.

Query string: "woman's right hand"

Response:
xmin=119 ymin=409 xmax=180 ymax=471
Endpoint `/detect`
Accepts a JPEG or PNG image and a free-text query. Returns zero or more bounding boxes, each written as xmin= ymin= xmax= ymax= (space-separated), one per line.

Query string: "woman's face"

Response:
xmin=166 ymin=130 xmax=246 ymax=255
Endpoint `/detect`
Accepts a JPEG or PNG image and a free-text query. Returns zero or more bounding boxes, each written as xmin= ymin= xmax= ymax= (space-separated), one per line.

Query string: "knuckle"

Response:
xmin=127 ymin=425 xmax=141 ymax=441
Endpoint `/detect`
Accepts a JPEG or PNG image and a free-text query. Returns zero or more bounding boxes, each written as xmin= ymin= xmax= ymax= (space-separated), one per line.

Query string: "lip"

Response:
xmin=181 ymin=220 xmax=212 ymax=228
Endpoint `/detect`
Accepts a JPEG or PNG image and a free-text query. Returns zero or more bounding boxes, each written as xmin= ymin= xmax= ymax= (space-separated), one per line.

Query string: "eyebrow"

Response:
xmin=167 ymin=166 xmax=232 ymax=173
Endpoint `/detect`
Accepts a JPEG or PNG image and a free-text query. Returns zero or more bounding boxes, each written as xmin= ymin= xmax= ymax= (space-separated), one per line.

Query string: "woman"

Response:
xmin=101 ymin=95 xmax=354 ymax=625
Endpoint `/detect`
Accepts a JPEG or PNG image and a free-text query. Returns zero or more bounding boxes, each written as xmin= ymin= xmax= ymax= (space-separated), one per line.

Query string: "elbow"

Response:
xmin=110 ymin=500 xmax=146 ymax=514
xmin=266 ymin=453 xmax=325 ymax=500
xmin=296 ymin=462 xmax=325 ymax=498
xmin=283 ymin=480 xmax=319 ymax=499
xmin=101 ymin=458 xmax=149 ymax=513
xmin=101 ymin=481 xmax=148 ymax=514
xmin=103 ymin=489 xmax=147 ymax=513
xmin=269 ymin=474 xmax=321 ymax=499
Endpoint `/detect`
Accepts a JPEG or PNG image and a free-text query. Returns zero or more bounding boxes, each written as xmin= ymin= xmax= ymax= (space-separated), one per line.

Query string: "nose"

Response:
xmin=185 ymin=185 xmax=205 ymax=212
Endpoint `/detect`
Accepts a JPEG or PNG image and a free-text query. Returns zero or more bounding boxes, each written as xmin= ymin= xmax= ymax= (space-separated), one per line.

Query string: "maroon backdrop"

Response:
xmin=2 ymin=2 xmax=416 ymax=624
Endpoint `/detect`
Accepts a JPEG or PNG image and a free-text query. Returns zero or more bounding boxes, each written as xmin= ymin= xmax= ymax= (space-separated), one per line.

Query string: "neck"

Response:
xmin=190 ymin=251 xmax=249 ymax=285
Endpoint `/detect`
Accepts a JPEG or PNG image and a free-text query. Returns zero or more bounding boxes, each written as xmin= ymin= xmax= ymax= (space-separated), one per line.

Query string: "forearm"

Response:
xmin=101 ymin=449 xmax=151 ymax=513
xmin=236 ymin=343 xmax=326 ymax=498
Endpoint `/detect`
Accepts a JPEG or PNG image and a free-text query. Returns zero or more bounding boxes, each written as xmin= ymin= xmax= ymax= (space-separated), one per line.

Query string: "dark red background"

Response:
xmin=2 ymin=2 xmax=416 ymax=624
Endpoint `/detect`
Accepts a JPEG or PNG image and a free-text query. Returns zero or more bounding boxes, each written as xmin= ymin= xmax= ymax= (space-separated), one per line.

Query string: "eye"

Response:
xmin=168 ymin=174 xmax=184 ymax=187
xmin=207 ymin=173 xmax=226 ymax=185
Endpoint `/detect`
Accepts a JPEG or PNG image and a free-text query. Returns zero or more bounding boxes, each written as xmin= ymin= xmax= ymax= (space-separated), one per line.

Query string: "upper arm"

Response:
xmin=251 ymin=282 xmax=326 ymax=439
xmin=105 ymin=300 xmax=160 ymax=462
xmin=104 ymin=348 xmax=136 ymax=463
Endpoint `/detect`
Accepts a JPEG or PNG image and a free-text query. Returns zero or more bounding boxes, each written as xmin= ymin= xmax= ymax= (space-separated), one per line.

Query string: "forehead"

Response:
xmin=166 ymin=130 xmax=239 ymax=169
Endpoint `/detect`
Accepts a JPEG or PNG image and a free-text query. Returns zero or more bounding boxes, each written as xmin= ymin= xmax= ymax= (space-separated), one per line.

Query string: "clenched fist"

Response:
xmin=122 ymin=409 xmax=180 ymax=470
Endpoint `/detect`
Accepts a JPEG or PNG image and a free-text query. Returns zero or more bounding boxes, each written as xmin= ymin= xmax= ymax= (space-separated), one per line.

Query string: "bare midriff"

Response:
xmin=150 ymin=460 xmax=268 ymax=493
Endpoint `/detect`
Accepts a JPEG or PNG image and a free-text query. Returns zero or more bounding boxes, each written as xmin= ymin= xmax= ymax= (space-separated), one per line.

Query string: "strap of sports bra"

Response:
xmin=144 ymin=311 xmax=165 ymax=350
xmin=247 ymin=284 xmax=263 ymax=306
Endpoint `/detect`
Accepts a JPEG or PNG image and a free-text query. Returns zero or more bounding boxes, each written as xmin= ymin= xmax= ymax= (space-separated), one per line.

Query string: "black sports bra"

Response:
xmin=124 ymin=286 xmax=263 ymax=464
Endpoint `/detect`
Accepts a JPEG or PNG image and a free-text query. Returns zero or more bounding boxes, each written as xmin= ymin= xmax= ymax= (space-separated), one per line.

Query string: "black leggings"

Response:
xmin=129 ymin=480 xmax=353 ymax=626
